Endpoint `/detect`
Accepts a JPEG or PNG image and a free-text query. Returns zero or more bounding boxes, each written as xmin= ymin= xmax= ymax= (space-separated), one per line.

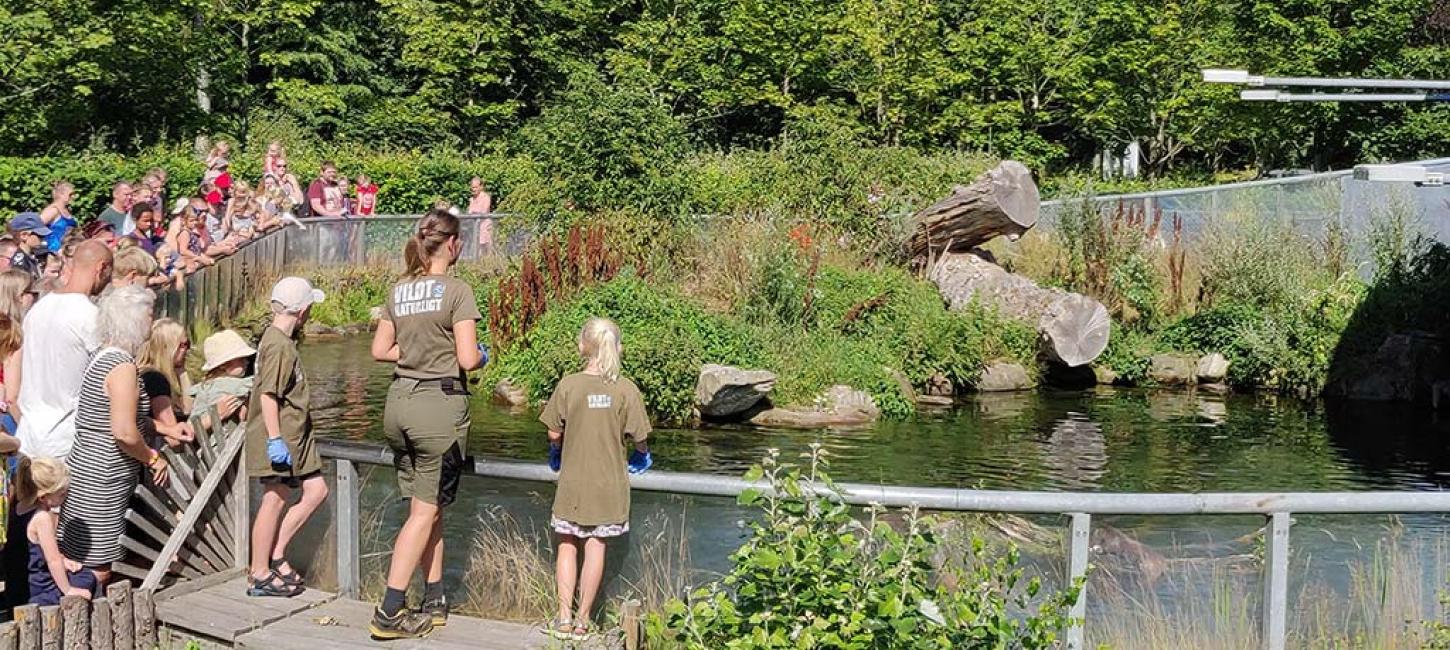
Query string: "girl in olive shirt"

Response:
xmin=368 ymin=210 xmax=485 ymax=640
xmin=540 ymin=317 xmax=652 ymax=641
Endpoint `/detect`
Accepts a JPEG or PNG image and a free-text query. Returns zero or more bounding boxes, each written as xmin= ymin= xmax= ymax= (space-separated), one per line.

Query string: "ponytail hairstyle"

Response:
xmin=14 ymin=456 xmax=69 ymax=506
xmin=578 ymin=317 xmax=622 ymax=383
xmin=403 ymin=209 xmax=460 ymax=278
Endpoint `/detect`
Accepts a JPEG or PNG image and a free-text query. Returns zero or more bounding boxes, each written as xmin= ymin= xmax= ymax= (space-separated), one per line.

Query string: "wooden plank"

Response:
xmin=88 ymin=598 xmax=110 ymax=650
xmin=0 ymin=622 xmax=16 ymax=650
xmin=141 ymin=428 xmax=246 ymax=591
xmin=15 ymin=605 xmax=39 ymax=650
xmin=133 ymin=488 xmax=178 ymax=528
xmin=622 ymin=598 xmax=641 ymax=650
xmin=233 ymin=598 xmax=548 ymax=650
xmin=231 ymin=463 xmax=249 ymax=572
xmin=107 ymin=583 xmax=133 ymax=650
xmin=153 ymin=568 xmax=242 ymax=603
xmin=38 ymin=605 xmax=60 ymax=650
xmin=59 ymin=597 xmax=87 ymax=650
xmin=122 ymin=510 xmax=168 ymax=547
xmin=154 ymin=579 xmax=331 ymax=642
xmin=133 ymin=590 xmax=156 ymax=650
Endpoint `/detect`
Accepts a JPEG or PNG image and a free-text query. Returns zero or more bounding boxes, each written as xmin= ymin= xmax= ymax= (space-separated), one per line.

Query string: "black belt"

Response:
xmin=395 ymin=376 xmax=469 ymax=394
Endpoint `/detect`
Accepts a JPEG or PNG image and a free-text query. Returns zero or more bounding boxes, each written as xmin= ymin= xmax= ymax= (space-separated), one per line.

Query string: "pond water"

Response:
xmin=296 ymin=335 xmax=1450 ymax=643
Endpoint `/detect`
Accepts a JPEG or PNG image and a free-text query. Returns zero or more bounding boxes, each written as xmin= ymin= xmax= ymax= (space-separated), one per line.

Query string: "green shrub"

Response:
xmin=485 ymin=274 xmax=764 ymax=424
xmin=649 ymin=447 xmax=1079 ymax=649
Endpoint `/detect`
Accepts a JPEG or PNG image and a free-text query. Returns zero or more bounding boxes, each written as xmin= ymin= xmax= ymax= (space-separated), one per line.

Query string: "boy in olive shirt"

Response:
xmin=246 ymin=277 xmax=329 ymax=598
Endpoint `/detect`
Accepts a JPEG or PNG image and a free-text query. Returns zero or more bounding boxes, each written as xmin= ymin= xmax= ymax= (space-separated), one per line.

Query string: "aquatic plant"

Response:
xmin=649 ymin=446 xmax=1080 ymax=649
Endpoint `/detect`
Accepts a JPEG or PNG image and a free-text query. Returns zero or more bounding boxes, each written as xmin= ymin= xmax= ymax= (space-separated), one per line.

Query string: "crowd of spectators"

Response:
xmin=4 ymin=141 xmax=396 ymax=293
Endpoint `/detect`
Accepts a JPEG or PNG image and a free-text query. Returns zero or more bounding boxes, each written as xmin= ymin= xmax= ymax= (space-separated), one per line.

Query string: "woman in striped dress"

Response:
xmin=58 ymin=286 xmax=171 ymax=581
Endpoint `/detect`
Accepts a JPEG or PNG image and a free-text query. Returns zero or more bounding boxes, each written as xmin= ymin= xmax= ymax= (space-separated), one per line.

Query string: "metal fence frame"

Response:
xmin=319 ymin=439 xmax=1450 ymax=650
xmin=157 ymin=214 xmax=511 ymax=326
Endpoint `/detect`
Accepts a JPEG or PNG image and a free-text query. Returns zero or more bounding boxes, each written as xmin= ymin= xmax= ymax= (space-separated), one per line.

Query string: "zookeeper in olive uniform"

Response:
xmin=368 ymin=209 xmax=487 ymax=640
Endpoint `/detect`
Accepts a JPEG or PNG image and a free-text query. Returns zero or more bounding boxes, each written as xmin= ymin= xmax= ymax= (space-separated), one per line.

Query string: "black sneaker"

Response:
xmin=369 ymin=606 xmax=434 ymax=640
xmin=418 ymin=595 xmax=448 ymax=628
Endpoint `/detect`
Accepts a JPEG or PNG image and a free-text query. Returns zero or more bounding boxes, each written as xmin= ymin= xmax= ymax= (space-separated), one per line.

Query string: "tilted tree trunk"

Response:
xmin=906 ymin=160 xmax=1039 ymax=263
xmin=928 ymin=252 xmax=1110 ymax=367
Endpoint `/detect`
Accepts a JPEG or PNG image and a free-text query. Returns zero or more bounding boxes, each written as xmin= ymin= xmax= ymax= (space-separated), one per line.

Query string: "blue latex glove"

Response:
xmin=267 ymin=438 xmax=292 ymax=466
xmin=548 ymin=442 xmax=562 ymax=473
xmin=477 ymin=343 xmax=490 ymax=367
xmin=627 ymin=450 xmax=653 ymax=475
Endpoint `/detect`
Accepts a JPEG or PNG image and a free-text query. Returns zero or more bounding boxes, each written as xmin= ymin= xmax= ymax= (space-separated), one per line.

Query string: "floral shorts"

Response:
xmin=551 ymin=516 xmax=629 ymax=538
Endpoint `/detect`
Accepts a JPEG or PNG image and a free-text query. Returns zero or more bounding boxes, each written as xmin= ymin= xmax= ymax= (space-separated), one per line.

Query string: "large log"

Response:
xmin=907 ymin=160 xmax=1039 ymax=262
xmin=929 ymin=252 xmax=1109 ymax=367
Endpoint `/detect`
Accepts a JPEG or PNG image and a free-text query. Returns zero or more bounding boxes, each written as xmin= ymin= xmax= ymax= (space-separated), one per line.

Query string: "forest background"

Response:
xmin=9 ymin=0 xmax=1450 ymax=183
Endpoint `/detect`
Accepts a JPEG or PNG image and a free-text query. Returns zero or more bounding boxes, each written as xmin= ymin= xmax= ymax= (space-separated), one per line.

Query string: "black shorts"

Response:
xmin=260 ymin=469 xmax=323 ymax=489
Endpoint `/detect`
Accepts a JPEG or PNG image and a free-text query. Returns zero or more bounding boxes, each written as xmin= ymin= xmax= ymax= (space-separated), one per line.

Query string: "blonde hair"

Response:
xmin=138 ymin=318 xmax=187 ymax=402
xmin=579 ymin=317 xmax=622 ymax=383
xmin=0 ymin=269 xmax=33 ymax=323
xmin=114 ymin=246 xmax=159 ymax=279
xmin=14 ymin=457 xmax=68 ymax=506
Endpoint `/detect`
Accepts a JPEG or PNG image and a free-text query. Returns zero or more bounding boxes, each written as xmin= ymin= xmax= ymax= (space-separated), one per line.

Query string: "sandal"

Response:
xmin=571 ymin=621 xmax=593 ymax=642
xmin=545 ymin=617 xmax=574 ymax=640
xmin=269 ymin=558 xmax=304 ymax=587
xmin=246 ymin=570 xmax=300 ymax=598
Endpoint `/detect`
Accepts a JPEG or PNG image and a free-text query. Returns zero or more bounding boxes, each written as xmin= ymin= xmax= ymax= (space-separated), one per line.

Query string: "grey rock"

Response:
xmin=302 ymin=322 xmax=340 ymax=338
xmin=749 ymin=385 xmax=879 ymax=429
xmin=975 ymin=362 xmax=1035 ymax=392
xmin=1092 ymin=365 xmax=1118 ymax=385
xmin=492 ymin=380 xmax=529 ymax=407
xmin=695 ymin=364 xmax=777 ymax=419
xmin=1332 ymin=331 xmax=1446 ymax=402
xmin=1148 ymin=354 xmax=1197 ymax=386
xmin=1195 ymin=353 xmax=1230 ymax=384
xmin=369 ymin=305 xmax=384 ymax=323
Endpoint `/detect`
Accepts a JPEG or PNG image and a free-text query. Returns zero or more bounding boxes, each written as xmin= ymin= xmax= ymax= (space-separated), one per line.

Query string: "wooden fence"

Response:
xmin=0 ymin=582 xmax=156 ymax=650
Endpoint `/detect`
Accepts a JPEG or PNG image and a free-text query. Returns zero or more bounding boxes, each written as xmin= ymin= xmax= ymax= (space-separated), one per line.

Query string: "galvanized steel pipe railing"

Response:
xmin=319 ymin=438 xmax=1450 ymax=650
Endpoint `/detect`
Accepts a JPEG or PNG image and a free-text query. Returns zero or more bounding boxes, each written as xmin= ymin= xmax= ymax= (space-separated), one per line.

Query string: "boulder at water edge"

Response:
xmin=1196 ymin=353 xmax=1230 ymax=384
xmin=1148 ymin=354 xmax=1197 ymax=386
xmin=975 ymin=361 xmax=1035 ymax=392
xmin=696 ymin=364 xmax=777 ymax=419
xmin=493 ymin=379 xmax=529 ymax=407
xmin=749 ymin=385 xmax=879 ymax=429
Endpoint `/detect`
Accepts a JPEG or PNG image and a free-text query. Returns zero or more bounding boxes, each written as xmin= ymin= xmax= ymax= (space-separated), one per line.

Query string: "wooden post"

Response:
xmin=133 ymin=590 xmax=156 ymax=650
xmin=233 ymin=458 xmax=250 ymax=571
xmin=15 ymin=605 xmax=39 ymax=650
xmin=1262 ymin=512 xmax=1291 ymax=650
xmin=335 ymin=458 xmax=360 ymax=598
xmin=0 ymin=621 xmax=17 ymax=650
xmin=59 ymin=597 xmax=87 ymax=650
xmin=106 ymin=583 xmax=133 ymax=650
xmin=38 ymin=606 xmax=60 ymax=650
xmin=621 ymin=599 xmax=642 ymax=650
xmin=1065 ymin=513 xmax=1091 ymax=650
xmin=88 ymin=598 xmax=111 ymax=650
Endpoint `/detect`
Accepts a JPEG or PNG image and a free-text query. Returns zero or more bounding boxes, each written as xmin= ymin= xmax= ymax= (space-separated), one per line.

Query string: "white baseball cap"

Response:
xmin=270 ymin=277 xmax=325 ymax=313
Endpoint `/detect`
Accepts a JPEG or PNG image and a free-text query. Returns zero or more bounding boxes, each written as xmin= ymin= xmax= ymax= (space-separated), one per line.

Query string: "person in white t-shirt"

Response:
xmin=16 ymin=241 xmax=113 ymax=459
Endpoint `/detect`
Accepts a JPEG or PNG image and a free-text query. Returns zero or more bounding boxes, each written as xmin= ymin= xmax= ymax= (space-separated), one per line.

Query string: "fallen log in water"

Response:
xmin=929 ymin=252 xmax=1110 ymax=367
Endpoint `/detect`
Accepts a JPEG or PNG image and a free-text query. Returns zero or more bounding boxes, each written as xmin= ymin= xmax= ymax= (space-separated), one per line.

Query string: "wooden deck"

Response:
xmin=155 ymin=577 xmax=619 ymax=649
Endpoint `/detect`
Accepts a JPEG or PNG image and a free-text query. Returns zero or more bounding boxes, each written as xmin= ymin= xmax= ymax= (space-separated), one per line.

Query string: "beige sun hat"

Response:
xmin=201 ymin=329 xmax=257 ymax=372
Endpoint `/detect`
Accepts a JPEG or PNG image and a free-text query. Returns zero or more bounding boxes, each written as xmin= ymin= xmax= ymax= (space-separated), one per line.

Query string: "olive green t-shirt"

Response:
xmin=246 ymin=326 xmax=319 ymax=477
xmin=383 ymin=275 xmax=482 ymax=380
xmin=540 ymin=373 xmax=652 ymax=526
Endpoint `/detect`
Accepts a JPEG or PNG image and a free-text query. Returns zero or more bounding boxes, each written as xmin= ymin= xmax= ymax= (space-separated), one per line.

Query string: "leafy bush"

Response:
xmin=649 ymin=447 xmax=1079 ymax=649
xmin=485 ymin=274 xmax=764 ymax=424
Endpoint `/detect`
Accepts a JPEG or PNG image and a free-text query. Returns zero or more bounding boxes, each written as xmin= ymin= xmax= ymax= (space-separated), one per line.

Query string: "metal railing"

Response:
xmin=318 ymin=438 xmax=1450 ymax=650
xmin=1040 ymin=157 xmax=1450 ymax=244
xmin=157 ymin=214 xmax=512 ymax=327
